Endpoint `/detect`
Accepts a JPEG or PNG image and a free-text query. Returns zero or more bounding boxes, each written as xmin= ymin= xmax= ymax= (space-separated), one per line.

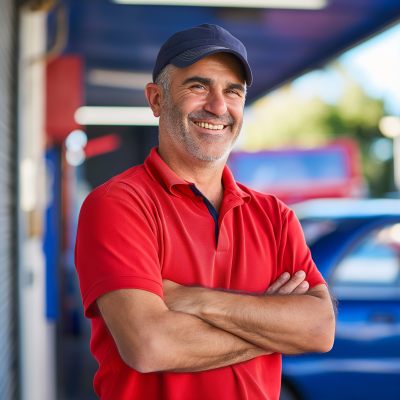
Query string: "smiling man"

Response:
xmin=75 ymin=24 xmax=335 ymax=400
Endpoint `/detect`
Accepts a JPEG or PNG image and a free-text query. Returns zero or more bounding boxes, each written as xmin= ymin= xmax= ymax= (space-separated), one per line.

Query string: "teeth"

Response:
xmin=194 ymin=122 xmax=225 ymax=130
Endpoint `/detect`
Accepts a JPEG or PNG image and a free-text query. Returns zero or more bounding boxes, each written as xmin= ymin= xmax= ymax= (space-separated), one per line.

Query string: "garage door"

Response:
xmin=0 ymin=0 xmax=19 ymax=399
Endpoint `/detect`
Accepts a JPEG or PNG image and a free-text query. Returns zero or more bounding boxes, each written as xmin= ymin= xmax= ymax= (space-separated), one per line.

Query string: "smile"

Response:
xmin=193 ymin=121 xmax=226 ymax=131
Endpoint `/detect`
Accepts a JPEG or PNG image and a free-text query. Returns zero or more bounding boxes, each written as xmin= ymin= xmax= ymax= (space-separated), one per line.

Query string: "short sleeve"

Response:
xmin=278 ymin=209 xmax=326 ymax=289
xmin=75 ymin=193 xmax=163 ymax=318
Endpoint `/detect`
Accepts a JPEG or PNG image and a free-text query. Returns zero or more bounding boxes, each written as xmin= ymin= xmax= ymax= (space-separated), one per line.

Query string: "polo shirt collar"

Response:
xmin=144 ymin=147 xmax=251 ymax=202
xmin=222 ymin=165 xmax=251 ymax=203
xmin=144 ymin=147 xmax=188 ymax=197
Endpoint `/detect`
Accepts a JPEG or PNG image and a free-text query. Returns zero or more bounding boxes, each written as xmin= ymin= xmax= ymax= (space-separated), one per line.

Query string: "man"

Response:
xmin=75 ymin=24 xmax=335 ymax=400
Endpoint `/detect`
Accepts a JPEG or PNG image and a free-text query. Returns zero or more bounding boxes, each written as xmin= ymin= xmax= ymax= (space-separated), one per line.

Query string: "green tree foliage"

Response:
xmin=243 ymin=67 xmax=392 ymax=197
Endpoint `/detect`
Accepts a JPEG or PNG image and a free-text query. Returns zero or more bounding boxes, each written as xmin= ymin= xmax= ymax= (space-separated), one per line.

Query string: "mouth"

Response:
xmin=192 ymin=121 xmax=228 ymax=132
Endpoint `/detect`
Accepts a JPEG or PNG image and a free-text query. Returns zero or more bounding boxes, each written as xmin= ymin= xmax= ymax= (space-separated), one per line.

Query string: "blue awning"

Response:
xmin=62 ymin=0 xmax=400 ymax=106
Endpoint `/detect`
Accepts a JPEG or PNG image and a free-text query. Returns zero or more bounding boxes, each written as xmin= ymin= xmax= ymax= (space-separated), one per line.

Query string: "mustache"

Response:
xmin=188 ymin=109 xmax=235 ymax=126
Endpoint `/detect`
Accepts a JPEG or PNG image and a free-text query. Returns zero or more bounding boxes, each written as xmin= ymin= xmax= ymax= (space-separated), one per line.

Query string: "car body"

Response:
xmin=280 ymin=198 xmax=400 ymax=400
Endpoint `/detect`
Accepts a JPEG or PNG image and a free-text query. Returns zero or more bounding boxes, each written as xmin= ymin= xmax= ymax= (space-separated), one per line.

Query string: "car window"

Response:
xmin=330 ymin=223 xmax=400 ymax=299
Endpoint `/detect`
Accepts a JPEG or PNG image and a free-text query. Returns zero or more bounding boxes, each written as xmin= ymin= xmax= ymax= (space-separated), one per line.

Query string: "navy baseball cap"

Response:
xmin=153 ymin=24 xmax=252 ymax=86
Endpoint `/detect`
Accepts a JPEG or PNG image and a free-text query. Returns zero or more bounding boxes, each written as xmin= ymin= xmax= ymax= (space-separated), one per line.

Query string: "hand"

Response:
xmin=264 ymin=271 xmax=308 ymax=295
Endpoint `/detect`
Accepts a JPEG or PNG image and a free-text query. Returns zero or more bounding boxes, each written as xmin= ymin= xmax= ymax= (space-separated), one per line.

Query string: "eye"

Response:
xmin=192 ymin=84 xmax=206 ymax=90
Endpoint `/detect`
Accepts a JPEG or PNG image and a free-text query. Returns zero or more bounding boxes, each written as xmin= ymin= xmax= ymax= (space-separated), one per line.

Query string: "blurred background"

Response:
xmin=1 ymin=0 xmax=400 ymax=399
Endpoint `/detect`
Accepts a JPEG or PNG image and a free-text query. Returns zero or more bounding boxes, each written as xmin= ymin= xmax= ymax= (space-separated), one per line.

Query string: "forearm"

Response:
xmin=145 ymin=309 xmax=270 ymax=373
xmin=97 ymin=289 xmax=269 ymax=375
xmin=206 ymin=290 xmax=332 ymax=353
xmin=168 ymin=286 xmax=335 ymax=354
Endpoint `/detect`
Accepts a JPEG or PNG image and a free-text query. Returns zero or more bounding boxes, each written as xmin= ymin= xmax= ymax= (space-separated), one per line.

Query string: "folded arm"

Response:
xmin=163 ymin=273 xmax=336 ymax=355
xmin=97 ymin=272 xmax=331 ymax=374
xmin=97 ymin=288 xmax=269 ymax=374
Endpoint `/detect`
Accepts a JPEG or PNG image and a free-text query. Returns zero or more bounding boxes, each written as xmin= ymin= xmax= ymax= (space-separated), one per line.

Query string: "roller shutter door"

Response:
xmin=0 ymin=0 xmax=19 ymax=399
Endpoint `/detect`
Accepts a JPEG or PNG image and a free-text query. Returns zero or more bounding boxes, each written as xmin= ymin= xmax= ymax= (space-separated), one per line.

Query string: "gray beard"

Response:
xmin=159 ymin=95 xmax=242 ymax=163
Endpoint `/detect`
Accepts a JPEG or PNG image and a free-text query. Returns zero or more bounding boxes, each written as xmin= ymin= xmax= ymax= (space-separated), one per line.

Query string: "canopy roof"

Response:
xmin=62 ymin=0 xmax=400 ymax=106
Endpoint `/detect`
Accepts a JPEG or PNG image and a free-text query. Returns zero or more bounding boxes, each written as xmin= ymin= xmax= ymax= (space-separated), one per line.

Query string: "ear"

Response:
xmin=145 ymin=83 xmax=163 ymax=118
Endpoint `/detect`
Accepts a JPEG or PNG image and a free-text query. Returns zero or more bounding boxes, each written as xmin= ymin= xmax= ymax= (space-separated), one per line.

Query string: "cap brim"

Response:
xmin=170 ymin=45 xmax=252 ymax=86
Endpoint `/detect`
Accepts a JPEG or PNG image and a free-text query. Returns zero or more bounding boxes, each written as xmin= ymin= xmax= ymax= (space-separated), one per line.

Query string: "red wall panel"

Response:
xmin=46 ymin=55 xmax=84 ymax=144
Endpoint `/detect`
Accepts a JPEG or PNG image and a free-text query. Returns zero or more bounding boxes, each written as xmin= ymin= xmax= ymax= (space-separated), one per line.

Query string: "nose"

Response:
xmin=203 ymin=90 xmax=228 ymax=117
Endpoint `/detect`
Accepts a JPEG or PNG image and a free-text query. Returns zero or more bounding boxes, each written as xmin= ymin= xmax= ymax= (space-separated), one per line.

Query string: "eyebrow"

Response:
xmin=182 ymin=76 xmax=213 ymax=86
xmin=182 ymin=76 xmax=245 ymax=94
xmin=227 ymin=82 xmax=246 ymax=94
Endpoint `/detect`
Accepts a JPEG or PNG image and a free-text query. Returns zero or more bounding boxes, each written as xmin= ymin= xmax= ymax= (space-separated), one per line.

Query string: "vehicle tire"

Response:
xmin=280 ymin=383 xmax=298 ymax=400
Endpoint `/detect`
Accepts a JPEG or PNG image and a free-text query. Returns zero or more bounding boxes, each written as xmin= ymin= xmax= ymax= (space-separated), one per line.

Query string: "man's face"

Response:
xmin=159 ymin=52 xmax=246 ymax=163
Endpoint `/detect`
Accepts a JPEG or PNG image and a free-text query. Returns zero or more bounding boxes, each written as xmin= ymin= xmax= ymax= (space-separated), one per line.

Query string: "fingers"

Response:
xmin=264 ymin=272 xmax=290 ymax=294
xmin=291 ymin=280 xmax=309 ymax=294
xmin=279 ymin=271 xmax=307 ymax=295
xmin=264 ymin=271 xmax=308 ymax=295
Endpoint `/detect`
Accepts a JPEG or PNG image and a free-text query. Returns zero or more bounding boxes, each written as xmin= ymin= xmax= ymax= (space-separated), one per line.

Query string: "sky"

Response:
xmin=290 ymin=22 xmax=400 ymax=115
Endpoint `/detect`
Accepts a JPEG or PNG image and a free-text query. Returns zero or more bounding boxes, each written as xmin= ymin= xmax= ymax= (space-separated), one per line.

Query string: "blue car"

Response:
xmin=280 ymin=199 xmax=400 ymax=400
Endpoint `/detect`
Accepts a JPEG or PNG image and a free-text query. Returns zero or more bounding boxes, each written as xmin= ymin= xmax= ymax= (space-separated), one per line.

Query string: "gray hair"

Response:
xmin=155 ymin=63 xmax=177 ymax=99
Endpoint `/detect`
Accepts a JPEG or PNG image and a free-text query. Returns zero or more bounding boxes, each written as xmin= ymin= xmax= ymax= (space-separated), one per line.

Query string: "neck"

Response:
xmin=158 ymin=142 xmax=227 ymax=212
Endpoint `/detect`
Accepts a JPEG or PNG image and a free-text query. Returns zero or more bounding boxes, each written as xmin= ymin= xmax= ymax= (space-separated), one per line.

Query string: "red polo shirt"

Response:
xmin=75 ymin=147 xmax=325 ymax=400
